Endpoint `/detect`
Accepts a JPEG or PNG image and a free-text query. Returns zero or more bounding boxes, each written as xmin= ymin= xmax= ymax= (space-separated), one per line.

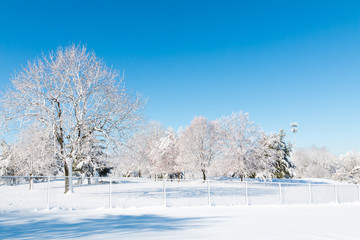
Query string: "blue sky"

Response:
xmin=0 ymin=0 xmax=359 ymax=154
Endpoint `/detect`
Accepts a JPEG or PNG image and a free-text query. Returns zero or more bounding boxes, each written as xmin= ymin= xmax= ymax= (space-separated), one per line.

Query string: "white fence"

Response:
xmin=0 ymin=176 xmax=359 ymax=212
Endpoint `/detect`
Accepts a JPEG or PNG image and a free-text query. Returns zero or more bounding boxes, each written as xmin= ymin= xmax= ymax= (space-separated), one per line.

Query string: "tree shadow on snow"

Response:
xmin=0 ymin=213 xmax=207 ymax=239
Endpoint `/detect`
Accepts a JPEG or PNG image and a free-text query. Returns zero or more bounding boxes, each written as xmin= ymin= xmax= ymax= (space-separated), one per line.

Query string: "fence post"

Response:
xmin=207 ymin=180 xmax=211 ymax=206
xmin=308 ymin=184 xmax=312 ymax=204
xmin=245 ymin=181 xmax=248 ymax=206
xmin=109 ymin=177 xmax=112 ymax=209
xmin=279 ymin=183 xmax=282 ymax=204
xmin=46 ymin=176 xmax=50 ymax=210
xmin=334 ymin=185 xmax=338 ymax=204
xmin=163 ymin=177 xmax=167 ymax=207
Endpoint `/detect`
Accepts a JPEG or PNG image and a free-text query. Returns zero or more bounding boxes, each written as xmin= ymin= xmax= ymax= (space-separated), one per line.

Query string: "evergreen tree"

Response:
xmin=268 ymin=129 xmax=294 ymax=178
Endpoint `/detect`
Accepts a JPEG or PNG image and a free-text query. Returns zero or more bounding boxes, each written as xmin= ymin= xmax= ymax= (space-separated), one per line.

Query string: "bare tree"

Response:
xmin=1 ymin=44 xmax=145 ymax=193
xmin=178 ymin=116 xmax=222 ymax=181
xmin=219 ymin=112 xmax=262 ymax=180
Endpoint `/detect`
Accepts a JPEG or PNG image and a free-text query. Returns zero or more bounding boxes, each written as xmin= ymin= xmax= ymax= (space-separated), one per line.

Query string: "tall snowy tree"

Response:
xmin=178 ymin=116 xmax=222 ymax=181
xmin=0 ymin=44 xmax=145 ymax=193
xmin=219 ymin=112 xmax=262 ymax=180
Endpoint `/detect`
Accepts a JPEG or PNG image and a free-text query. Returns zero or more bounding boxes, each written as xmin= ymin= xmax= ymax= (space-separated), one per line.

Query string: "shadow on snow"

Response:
xmin=0 ymin=213 xmax=207 ymax=239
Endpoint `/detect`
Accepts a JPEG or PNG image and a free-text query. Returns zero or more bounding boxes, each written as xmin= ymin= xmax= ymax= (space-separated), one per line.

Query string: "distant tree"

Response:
xmin=0 ymin=125 xmax=60 ymax=188
xmin=251 ymin=133 xmax=278 ymax=179
xmin=334 ymin=151 xmax=360 ymax=183
xmin=219 ymin=112 xmax=262 ymax=180
xmin=117 ymin=122 xmax=166 ymax=178
xmin=149 ymin=128 xmax=179 ymax=178
xmin=291 ymin=146 xmax=337 ymax=179
xmin=178 ymin=116 xmax=222 ymax=181
xmin=0 ymin=45 xmax=145 ymax=193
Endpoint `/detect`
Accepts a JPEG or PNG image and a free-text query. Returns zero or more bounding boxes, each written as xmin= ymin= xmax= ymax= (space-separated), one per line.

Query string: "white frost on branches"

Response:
xmin=0 ymin=44 xmax=145 ymax=192
xmin=177 ymin=116 xmax=223 ymax=181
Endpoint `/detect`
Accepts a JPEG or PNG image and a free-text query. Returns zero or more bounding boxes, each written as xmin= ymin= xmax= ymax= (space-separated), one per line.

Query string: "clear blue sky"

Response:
xmin=0 ymin=0 xmax=359 ymax=154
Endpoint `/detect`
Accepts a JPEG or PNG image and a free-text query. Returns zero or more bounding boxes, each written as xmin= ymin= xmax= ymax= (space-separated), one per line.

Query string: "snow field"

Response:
xmin=0 ymin=204 xmax=359 ymax=240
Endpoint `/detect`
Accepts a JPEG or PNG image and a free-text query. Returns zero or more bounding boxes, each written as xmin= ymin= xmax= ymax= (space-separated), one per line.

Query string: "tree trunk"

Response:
xmin=29 ymin=173 xmax=34 ymax=191
xmin=64 ymin=159 xmax=74 ymax=193
xmin=64 ymin=161 xmax=70 ymax=193
xmin=201 ymin=169 xmax=206 ymax=181
xmin=55 ymin=101 xmax=74 ymax=194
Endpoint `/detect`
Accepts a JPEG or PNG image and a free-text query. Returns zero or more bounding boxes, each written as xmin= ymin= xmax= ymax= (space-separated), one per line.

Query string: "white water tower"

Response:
xmin=290 ymin=122 xmax=298 ymax=147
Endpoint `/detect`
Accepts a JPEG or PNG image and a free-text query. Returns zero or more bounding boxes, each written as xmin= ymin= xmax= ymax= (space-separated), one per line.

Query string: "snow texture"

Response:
xmin=0 ymin=204 xmax=359 ymax=239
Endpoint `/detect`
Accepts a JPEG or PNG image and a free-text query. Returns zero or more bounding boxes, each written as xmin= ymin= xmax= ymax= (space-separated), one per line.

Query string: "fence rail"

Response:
xmin=1 ymin=176 xmax=359 ymax=212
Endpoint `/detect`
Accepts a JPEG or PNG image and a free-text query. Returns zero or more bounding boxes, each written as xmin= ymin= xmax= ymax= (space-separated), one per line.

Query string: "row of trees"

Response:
xmin=116 ymin=113 xmax=293 ymax=181
xmin=292 ymin=147 xmax=360 ymax=183
xmin=0 ymin=112 xmax=294 ymax=184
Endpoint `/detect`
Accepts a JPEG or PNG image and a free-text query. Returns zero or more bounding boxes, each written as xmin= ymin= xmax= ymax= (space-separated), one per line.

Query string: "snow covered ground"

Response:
xmin=0 ymin=204 xmax=359 ymax=240
xmin=1 ymin=177 xmax=359 ymax=212
xmin=0 ymin=178 xmax=359 ymax=239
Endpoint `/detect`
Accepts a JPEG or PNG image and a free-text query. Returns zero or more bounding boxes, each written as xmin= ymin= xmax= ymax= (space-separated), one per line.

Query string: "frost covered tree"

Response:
xmin=149 ymin=128 xmax=179 ymax=178
xmin=178 ymin=116 xmax=222 ymax=181
xmin=0 ymin=44 xmax=145 ymax=193
xmin=334 ymin=151 xmax=360 ymax=183
xmin=292 ymin=147 xmax=360 ymax=183
xmin=0 ymin=125 xmax=59 ymax=188
xmin=251 ymin=133 xmax=278 ymax=178
xmin=116 ymin=122 xmax=166 ymax=178
xmin=219 ymin=112 xmax=262 ymax=180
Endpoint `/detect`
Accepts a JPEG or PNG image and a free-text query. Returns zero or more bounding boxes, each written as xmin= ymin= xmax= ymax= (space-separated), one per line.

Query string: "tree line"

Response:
xmin=292 ymin=146 xmax=360 ymax=184
xmin=116 ymin=114 xmax=293 ymax=181
xmin=0 ymin=44 xmax=294 ymax=193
